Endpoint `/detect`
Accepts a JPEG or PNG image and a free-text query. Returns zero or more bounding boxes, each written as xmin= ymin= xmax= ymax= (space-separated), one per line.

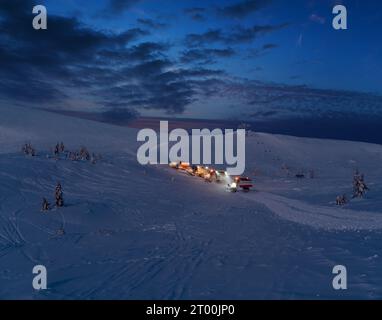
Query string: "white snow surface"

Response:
xmin=1 ymin=104 xmax=382 ymax=299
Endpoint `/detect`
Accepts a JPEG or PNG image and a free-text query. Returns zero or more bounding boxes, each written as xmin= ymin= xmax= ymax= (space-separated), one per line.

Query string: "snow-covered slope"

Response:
xmin=0 ymin=105 xmax=137 ymax=155
xmin=1 ymin=105 xmax=382 ymax=299
xmin=243 ymin=132 xmax=382 ymax=230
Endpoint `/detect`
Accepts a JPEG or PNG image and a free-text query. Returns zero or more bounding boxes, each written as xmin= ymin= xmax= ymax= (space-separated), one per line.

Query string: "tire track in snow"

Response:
xmin=165 ymin=239 xmax=212 ymax=300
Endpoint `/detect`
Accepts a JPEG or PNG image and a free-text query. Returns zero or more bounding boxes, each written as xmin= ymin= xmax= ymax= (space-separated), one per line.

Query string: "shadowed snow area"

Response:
xmin=1 ymin=105 xmax=382 ymax=299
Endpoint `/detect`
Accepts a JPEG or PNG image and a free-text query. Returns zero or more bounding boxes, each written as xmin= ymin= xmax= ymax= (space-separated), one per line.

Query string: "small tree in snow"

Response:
xmin=79 ymin=146 xmax=90 ymax=161
xmin=22 ymin=143 xmax=36 ymax=156
xmin=54 ymin=143 xmax=60 ymax=157
xmin=353 ymin=170 xmax=369 ymax=198
xmin=55 ymin=182 xmax=64 ymax=207
xmin=336 ymin=194 xmax=347 ymax=206
xmin=22 ymin=144 xmax=28 ymax=155
xmin=41 ymin=198 xmax=50 ymax=211
xmin=91 ymin=153 xmax=97 ymax=164
xmin=59 ymin=142 xmax=65 ymax=153
xmin=68 ymin=151 xmax=77 ymax=161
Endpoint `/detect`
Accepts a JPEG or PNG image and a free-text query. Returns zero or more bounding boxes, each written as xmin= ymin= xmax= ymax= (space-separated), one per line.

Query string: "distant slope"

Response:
xmin=41 ymin=107 xmax=382 ymax=145
xmin=0 ymin=105 xmax=137 ymax=155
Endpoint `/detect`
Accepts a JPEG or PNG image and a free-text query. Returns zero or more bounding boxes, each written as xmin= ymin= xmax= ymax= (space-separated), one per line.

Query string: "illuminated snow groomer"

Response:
xmin=195 ymin=166 xmax=217 ymax=182
xmin=215 ymin=170 xmax=229 ymax=183
xmin=226 ymin=176 xmax=253 ymax=192
xmin=195 ymin=166 xmax=210 ymax=178
xmin=178 ymin=162 xmax=191 ymax=171
xmin=234 ymin=176 xmax=253 ymax=191
xmin=169 ymin=161 xmax=191 ymax=170
xmin=226 ymin=181 xmax=238 ymax=193
xmin=169 ymin=162 xmax=179 ymax=169
xmin=169 ymin=162 xmax=253 ymax=192
xmin=169 ymin=162 xmax=195 ymax=176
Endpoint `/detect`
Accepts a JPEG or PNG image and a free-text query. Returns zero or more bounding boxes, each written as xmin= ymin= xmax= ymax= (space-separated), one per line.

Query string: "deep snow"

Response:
xmin=1 ymin=105 xmax=382 ymax=299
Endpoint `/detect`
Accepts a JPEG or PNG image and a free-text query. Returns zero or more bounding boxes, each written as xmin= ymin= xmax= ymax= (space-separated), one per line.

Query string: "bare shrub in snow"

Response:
xmin=55 ymin=182 xmax=64 ymax=207
xmin=336 ymin=194 xmax=348 ymax=206
xmin=22 ymin=143 xmax=36 ymax=156
xmin=41 ymin=198 xmax=50 ymax=212
xmin=353 ymin=170 xmax=369 ymax=198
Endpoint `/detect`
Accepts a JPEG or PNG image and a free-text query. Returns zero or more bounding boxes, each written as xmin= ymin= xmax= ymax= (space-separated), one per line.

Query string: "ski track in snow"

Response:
xmin=240 ymin=191 xmax=382 ymax=231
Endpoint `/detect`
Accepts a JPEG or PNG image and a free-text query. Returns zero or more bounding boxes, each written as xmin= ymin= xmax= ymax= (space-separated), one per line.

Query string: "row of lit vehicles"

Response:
xmin=169 ymin=161 xmax=253 ymax=192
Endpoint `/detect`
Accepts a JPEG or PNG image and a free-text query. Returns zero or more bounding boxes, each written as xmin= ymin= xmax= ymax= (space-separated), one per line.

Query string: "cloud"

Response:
xmin=99 ymin=42 xmax=169 ymax=62
xmin=1 ymin=0 xmax=380 ymax=122
xmin=249 ymin=110 xmax=279 ymax=117
xmin=224 ymin=81 xmax=382 ymax=119
xmin=185 ymin=7 xmax=206 ymax=14
xmin=185 ymin=24 xmax=288 ymax=46
xmin=180 ymin=48 xmax=235 ymax=64
xmin=137 ymin=18 xmax=169 ymax=29
xmin=185 ymin=29 xmax=225 ymax=46
xmin=262 ymin=43 xmax=278 ymax=50
xmin=218 ymin=0 xmax=272 ymax=18
xmin=0 ymin=0 xmax=227 ymax=115
xmin=184 ymin=7 xmax=207 ymax=21
xmin=106 ymin=0 xmax=142 ymax=15
xmin=0 ymin=2 xmax=147 ymax=103
xmin=248 ymin=43 xmax=278 ymax=58
xmin=101 ymin=108 xmax=139 ymax=124
xmin=229 ymin=24 xmax=288 ymax=43
xmin=309 ymin=14 xmax=326 ymax=24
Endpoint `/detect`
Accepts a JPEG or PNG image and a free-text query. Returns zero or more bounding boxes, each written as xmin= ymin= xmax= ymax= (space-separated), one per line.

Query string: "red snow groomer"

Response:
xmin=169 ymin=162 xmax=195 ymax=176
xmin=234 ymin=176 xmax=253 ymax=192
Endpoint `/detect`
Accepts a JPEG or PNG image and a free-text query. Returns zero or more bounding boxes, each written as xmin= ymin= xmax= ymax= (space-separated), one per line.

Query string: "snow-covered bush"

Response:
xmin=353 ymin=170 xmax=369 ymax=198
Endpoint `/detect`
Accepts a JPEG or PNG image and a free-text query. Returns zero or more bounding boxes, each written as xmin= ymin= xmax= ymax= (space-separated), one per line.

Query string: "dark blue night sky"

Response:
xmin=1 ymin=0 xmax=381 ymax=121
